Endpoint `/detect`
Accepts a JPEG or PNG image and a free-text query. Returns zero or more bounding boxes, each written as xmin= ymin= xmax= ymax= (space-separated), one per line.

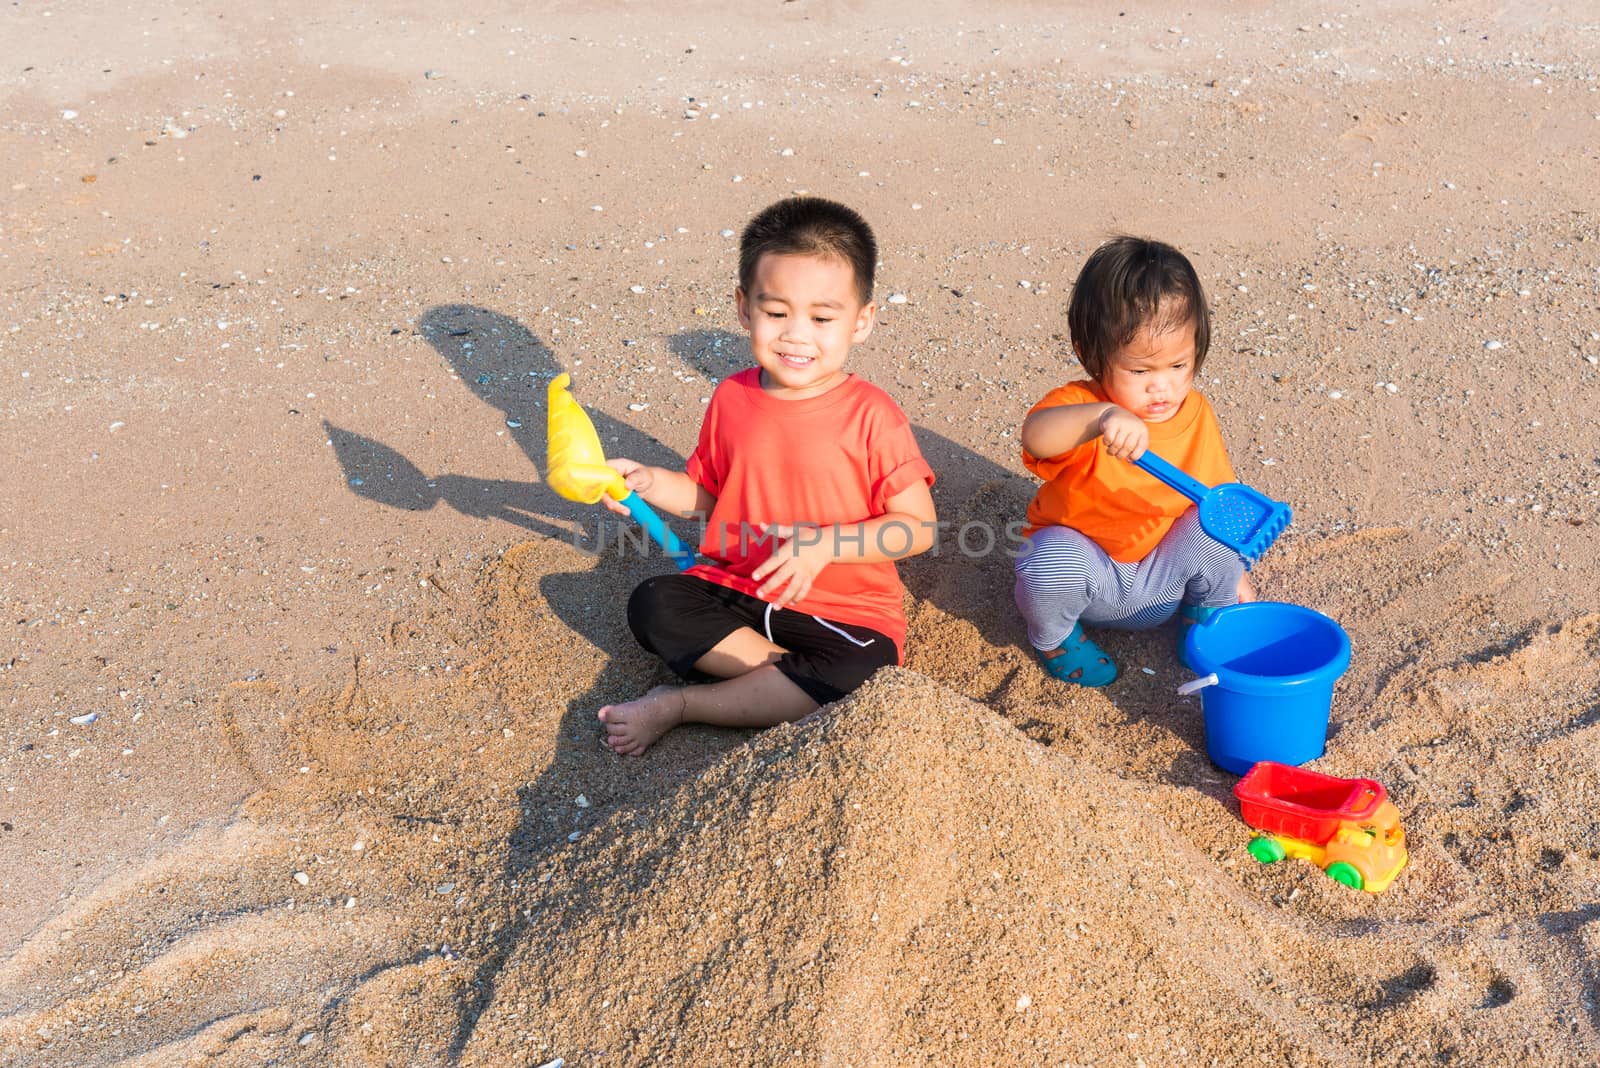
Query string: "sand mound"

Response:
xmin=6 ymin=524 xmax=1598 ymax=1066
xmin=461 ymin=668 xmax=1596 ymax=1067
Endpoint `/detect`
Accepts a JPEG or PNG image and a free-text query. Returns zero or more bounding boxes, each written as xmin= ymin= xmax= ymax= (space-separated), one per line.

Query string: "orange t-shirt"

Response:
xmin=1021 ymin=380 xmax=1236 ymax=563
xmin=684 ymin=368 xmax=935 ymax=658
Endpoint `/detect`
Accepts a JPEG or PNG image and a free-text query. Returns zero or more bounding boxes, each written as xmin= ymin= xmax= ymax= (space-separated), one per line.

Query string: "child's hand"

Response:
xmin=1096 ymin=406 xmax=1150 ymax=460
xmin=751 ymin=523 xmax=831 ymax=608
xmin=601 ymin=458 xmax=652 ymax=515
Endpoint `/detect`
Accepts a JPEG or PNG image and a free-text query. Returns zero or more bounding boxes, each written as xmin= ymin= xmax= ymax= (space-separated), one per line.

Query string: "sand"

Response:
xmin=3 ymin=1 xmax=1599 ymax=1064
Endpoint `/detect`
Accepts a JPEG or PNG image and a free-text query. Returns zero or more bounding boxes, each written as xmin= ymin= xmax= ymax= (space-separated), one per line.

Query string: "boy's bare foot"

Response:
xmin=596 ymin=685 xmax=687 ymax=757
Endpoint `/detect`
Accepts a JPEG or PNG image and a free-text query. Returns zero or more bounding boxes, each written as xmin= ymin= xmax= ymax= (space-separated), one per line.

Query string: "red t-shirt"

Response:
xmin=1022 ymin=380 xmax=1236 ymax=562
xmin=684 ymin=368 xmax=935 ymax=658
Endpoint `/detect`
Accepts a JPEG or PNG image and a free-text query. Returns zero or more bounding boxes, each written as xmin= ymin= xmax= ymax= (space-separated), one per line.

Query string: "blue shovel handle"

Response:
xmin=1132 ymin=451 xmax=1212 ymax=503
xmin=621 ymin=492 xmax=697 ymax=571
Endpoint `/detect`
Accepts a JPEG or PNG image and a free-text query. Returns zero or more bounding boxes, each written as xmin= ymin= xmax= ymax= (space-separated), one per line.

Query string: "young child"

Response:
xmin=596 ymin=197 xmax=938 ymax=754
xmin=1015 ymin=235 xmax=1254 ymax=686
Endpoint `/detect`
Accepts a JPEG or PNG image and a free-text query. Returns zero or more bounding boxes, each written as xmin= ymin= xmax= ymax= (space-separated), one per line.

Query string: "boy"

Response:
xmin=1015 ymin=235 xmax=1254 ymax=686
xmin=597 ymin=197 xmax=937 ymax=754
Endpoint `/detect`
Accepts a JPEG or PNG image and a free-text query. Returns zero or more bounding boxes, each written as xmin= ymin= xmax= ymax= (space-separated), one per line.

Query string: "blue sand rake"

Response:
xmin=1131 ymin=452 xmax=1291 ymax=566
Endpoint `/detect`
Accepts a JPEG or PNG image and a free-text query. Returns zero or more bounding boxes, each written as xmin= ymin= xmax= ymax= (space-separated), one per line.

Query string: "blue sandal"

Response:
xmin=1035 ymin=621 xmax=1118 ymax=687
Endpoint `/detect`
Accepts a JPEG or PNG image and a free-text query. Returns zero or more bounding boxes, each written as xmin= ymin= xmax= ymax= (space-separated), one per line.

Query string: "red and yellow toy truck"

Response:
xmin=1233 ymin=761 xmax=1408 ymax=893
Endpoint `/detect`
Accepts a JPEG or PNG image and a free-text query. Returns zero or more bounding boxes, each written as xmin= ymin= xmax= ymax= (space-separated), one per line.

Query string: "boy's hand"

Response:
xmin=1097 ymin=406 xmax=1150 ymax=461
xmin=751 ymin=523 xmax=831 ymax=608
xmin=600 ymin=458 xmax=652 ymax=515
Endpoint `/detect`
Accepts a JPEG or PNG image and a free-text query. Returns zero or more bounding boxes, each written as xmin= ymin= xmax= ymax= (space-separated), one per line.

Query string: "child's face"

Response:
xmin=1098 ymin=318 xmax=1197 ymax=424
xmin=736 ymin=252 xmax=874 ymax=399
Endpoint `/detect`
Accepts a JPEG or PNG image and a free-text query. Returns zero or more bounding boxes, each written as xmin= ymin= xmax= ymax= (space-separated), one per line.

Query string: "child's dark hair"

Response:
xmin=739 ymin=197 xmax=877 ymax=305
xmin=1067 ymin=236 xmax=1211 ymax=380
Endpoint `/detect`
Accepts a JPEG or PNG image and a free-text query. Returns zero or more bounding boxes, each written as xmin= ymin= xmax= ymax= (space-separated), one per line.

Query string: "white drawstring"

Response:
xmin=813 ymin=616 xmax=875 ymax=647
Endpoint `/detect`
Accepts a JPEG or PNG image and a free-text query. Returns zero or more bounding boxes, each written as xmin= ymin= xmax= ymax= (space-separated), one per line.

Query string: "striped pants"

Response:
xmin=1013 ymin=509 xmax=1244 ymax=651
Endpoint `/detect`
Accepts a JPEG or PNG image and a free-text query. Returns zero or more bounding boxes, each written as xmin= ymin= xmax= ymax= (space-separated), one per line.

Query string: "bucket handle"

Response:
xmin=1177 ymin=673 xmax=1219 ymax=697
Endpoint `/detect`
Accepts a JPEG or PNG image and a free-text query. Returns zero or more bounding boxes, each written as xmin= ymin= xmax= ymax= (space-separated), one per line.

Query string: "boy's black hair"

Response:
xmin=1067 ymin=236 xmax=1211 ymax=380
xmin=738 ymin=197 xmax=877 ymax=305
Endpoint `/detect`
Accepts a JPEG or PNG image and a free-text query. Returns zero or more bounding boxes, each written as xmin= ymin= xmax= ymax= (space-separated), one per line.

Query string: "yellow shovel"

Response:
xmin=546 ymin=372 xmax=695 ymax=570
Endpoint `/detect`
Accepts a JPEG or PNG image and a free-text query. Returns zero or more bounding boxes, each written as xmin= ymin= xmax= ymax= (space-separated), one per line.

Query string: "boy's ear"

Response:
xmin=851 ymin=301 xmax=877 ymax=344
xmin=734 ymin=287 xmax=752 ymax=329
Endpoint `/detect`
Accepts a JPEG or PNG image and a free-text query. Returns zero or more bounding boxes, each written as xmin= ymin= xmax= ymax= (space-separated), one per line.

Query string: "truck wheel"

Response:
xmin=1248 ymin=836 xmax=1286 ymax=864
xmin=1326 ymin=861 xmax=1364 ymax=890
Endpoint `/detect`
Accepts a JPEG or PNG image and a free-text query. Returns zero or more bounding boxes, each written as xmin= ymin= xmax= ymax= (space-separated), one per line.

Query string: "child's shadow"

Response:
xmin=323 ymin=302 xmax=737 ymax=857
xmin=325 ymin=304 xmax=687 ymax=544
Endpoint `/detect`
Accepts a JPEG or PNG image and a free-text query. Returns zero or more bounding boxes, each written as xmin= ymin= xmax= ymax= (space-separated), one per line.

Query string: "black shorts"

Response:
xmin=625 ymin=573 xmax=898 ymax=706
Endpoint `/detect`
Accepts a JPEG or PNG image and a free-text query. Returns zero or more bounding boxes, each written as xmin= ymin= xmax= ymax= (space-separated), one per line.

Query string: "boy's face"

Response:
xmin=736 ymin=252 xmax=874 ymax=399
xmin=1098 ymin=317 xmax=1197 ymax=424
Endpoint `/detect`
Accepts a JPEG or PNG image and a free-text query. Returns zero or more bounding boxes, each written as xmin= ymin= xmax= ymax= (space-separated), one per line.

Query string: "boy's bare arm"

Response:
xmin=1019 ymin=401 xmax=1119 ymax=459
xmin=602 ymin=459 xmax=717 ymax=518
xmin=839 ymin=480 xmax=939 ymax=562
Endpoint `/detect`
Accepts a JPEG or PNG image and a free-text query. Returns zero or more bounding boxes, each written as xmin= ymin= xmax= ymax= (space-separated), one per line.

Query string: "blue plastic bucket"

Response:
xmin=1182 ymin=602 xmax=1351 ymax=775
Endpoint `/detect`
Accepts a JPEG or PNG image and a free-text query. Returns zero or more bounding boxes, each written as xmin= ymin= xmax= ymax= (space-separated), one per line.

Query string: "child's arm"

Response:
xmin=751 ymin=480 xmax=938 ymax=608
xmin=1021 ymin=401 xmax=1149 ymax=460
xmin=601 ymin=458 xmax=717 ymax=518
